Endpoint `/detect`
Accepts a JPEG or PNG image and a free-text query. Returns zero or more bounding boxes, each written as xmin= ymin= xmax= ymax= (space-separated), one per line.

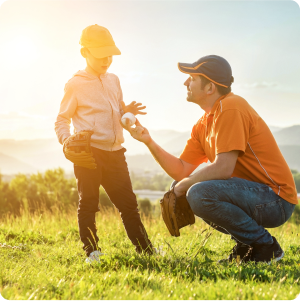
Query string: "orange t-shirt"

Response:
xmin=180 ymin=92 xmax=298 ymax=205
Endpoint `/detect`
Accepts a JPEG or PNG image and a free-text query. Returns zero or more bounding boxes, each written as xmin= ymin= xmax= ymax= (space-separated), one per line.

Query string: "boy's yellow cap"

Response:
xmin=79 ymin=24 xmax=121 ymax=58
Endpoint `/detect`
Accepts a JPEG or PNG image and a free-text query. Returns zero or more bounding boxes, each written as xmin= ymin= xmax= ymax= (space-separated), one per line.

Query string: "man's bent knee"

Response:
xmin=186 ymin=182 xmax=207 ymax=216
xmin=186 ymin=181 xmax=221 ymax=218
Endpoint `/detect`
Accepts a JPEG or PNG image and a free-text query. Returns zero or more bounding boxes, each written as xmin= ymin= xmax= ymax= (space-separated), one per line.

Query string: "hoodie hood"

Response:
xmin=73 ymin=70 xmax=109 ymax=80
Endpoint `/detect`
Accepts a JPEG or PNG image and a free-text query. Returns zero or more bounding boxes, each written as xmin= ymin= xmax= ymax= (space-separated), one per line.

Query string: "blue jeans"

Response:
xmin=172 ymin=177 xmax=295 ymax=245
xmin=75 ymin=147 xmax=152 ymax=256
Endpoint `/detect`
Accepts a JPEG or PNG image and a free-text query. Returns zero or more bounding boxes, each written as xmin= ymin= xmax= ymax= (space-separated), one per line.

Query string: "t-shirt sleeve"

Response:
xmin=179 ymin=124 xmax=208 ymax=166
xmin=54 ymin=82 xmax=78 ymax=144
xmin=215 ymin=109 xmax=250 ymax=156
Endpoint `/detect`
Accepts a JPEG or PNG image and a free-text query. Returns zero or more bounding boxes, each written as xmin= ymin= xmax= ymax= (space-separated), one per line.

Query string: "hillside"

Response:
xmin=0 ymin=138 xmax=60 ymax=158
xmin=0 ymin=153 xmax=37 ymax=175
xmin=0 ymin=125 xmax=299 ymax=175
xmin=273 ymin=125 xmax=300 ymax=145
xmin=278 ymin=145 xmax=300 ymax=171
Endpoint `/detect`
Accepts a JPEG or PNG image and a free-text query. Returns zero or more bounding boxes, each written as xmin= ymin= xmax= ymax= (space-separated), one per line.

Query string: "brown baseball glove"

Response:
xmin=160 ymin=188 xmax=195 ymax=237
xmin=63 ymin=130 xmax=97 ymax=169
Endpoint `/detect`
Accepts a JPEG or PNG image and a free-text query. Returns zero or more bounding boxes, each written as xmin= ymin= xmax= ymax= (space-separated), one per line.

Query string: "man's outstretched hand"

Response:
xmin=124 ymin=101 xmax=147 ymax=116
xmin=121 ymin=118 xmax=152 ymax=145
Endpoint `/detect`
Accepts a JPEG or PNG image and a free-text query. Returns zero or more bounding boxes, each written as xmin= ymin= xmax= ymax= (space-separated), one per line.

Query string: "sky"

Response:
xmin=0 ymin=0 xmax=299 ymax=140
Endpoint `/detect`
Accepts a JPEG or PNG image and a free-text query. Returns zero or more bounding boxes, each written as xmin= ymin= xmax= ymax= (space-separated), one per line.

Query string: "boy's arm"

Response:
xmin=123 ymin=100 xmax=147 ymax=115
xmin=55 ymin=82 xmax=78 ymax=145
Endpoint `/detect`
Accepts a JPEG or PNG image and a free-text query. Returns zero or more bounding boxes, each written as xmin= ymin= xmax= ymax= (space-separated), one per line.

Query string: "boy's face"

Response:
xmin=83 ymin=48 xmax=113 ymax=75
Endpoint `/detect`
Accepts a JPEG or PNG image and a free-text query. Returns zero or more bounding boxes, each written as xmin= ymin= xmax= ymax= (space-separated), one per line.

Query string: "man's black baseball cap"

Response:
xmin=178 ymin=55 xmax=234 ymax=88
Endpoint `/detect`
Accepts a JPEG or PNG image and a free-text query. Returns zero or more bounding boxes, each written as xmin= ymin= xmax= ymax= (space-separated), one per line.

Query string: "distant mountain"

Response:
xmin=268 ymin=126 xmax=283 ymax=133
xmin=148 ymin=129 xmax=186 ymax=145
xmin=127 ymin=144 xmax=300 ymax=175
xmin=0 ymin=125 xmax=300 ymax=175
xmin=126 ymin=154 xmax=162 ymax=174
xmin=273 ymin=125 xmax=300 ymax=145
xmin=122 ymin=129 xmax=189 ymax=155
xmin=20 ymin=149 xmax=73 ymax=172
xmin=160 ymin=131 xmax=190 ymax=154
xmin=0 ymin=139 xmax=72 ymax=174
xmin=278 ymin=145 xmax=300 ymax=171
xmin=0 ymin=138 xmax=60 ymax=158
xmin=157 ymin=125 xmax=300 ymax=154
xmin=0 ymin=153 xmax=37 ymax=174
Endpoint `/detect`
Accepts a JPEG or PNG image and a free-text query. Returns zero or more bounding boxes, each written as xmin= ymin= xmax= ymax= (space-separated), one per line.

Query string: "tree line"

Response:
xmin=0 ymin=168 xmax=167 ymax=217
xmin=0 ymin=168 xmax=299 ymax=218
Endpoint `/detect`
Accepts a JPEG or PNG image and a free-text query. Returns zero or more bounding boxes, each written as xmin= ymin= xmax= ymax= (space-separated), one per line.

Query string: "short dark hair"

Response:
xmin=199 ymin=75 xmax=232 ymax=95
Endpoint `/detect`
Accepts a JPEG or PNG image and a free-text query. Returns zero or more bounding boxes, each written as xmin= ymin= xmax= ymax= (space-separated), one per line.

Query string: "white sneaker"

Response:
xmin=85 ymin=250 xmax=105 ymax=263
xmin=154 ymin=246 xmax=166 ymax=257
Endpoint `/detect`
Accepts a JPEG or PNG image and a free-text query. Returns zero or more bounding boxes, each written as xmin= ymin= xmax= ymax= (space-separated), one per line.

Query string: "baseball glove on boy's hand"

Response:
xmin=160 ymin=188 xmax=195 ymax=237
xmin=63 ymin=130 xmax=97 ymax=169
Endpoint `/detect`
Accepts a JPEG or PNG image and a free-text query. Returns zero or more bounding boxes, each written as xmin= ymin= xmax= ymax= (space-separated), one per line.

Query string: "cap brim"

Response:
xmin=88 ymin=45 xmax=121 ymax=58
xmin=177 ymin=62 xmax=229 ymax=88
xmin=178 ymin=62 xmax=204 ymax=74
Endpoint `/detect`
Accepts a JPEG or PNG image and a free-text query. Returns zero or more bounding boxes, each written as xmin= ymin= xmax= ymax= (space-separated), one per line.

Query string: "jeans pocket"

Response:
xmin=253 ymin=199 xmax=285 ymax=228
xmin=282 ymin=201 xmax=296 ymax=221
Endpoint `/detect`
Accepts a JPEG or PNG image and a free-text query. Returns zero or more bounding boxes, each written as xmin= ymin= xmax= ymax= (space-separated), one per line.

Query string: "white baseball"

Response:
xmin=121 ymin=112 xmax=136 ymax=127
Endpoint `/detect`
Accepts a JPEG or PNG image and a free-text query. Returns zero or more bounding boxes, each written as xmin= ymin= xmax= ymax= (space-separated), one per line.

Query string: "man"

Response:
xmin=123 ymin=55 xmax=297 ymax=263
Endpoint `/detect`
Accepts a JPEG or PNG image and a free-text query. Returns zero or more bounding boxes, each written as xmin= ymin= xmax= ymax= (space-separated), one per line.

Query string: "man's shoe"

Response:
xmin=251 ymin=236 xmax=284 ymax=263
xmin=85 ymin=250 xmax=105 ymax=263
xmin=219 ymin=242 xmax=253 ymax=263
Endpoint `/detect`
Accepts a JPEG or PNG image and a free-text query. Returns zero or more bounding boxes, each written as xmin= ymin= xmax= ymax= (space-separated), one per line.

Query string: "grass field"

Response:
xmin=0 ymin=206 xmax=299 ymax=300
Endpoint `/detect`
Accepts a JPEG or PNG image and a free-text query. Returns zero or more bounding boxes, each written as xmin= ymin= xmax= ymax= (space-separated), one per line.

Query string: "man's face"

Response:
xmin=85 ymin=49 xmax=113 ymax=74
xmin=184 ymin=74 xmax=206 ymax=104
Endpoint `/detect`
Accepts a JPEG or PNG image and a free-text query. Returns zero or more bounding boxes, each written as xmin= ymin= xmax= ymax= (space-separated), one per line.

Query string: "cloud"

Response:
xmin=239 ymin=82 xmax=278 ymax=89
xmin=0 ymin=111 xmax=51 ymax=121
xmin=0 ymin=111 xmax=55 ymax=139
xmin=118 ymin=71 xmax=147 ymax=84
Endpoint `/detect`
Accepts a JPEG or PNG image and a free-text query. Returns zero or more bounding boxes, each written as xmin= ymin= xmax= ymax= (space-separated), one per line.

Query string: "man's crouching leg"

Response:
xmin=185 ymin=178 xmax=295 ymax=263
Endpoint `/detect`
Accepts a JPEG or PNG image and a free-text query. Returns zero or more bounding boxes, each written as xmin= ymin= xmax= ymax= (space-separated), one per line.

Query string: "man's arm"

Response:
xmin=123 ymin=119 xmax=198 ymax=180
xmin=145 ymin=139 xmax=198 ymax=181
xmin=174 ymin=150 xmax=239 ymax=196
xmin=123 ymin=119 xmax=239 ymax=196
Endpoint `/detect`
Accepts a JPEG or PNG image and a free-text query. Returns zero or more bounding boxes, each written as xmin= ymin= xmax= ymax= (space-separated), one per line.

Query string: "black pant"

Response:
xmin=74 ymin=147 xmax=153 ymax=256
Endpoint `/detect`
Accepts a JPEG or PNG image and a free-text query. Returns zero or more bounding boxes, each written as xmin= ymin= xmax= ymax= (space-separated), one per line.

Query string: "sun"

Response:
xmin=2 ymin=35 xmax=38 ymax=67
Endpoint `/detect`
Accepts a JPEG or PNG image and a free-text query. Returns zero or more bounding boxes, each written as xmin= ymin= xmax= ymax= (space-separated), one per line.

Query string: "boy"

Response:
xmin=55 ymin=24 xmax=153 ymax=263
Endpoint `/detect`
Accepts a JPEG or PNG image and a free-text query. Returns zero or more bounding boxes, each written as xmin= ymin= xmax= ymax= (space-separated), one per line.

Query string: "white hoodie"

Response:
xmin=55 ymin=70 xmax=125 ymax=151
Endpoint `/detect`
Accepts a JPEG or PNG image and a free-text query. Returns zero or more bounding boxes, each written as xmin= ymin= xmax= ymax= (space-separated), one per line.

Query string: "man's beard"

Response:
xmin=186 ymin=94 xmax=195 ymax=103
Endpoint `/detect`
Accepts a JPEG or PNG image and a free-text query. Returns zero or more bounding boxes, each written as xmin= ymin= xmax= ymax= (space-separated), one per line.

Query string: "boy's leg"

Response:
xmin=74 ymin=164 xmax=102 ymax=256
xmin=101 ymin=149 xmax=153 ymax=254
xmin=186 ymin=177 xmax=295 ymax=246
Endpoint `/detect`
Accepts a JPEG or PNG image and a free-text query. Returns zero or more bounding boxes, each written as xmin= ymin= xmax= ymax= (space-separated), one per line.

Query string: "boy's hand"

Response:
xmin=121 ymin=118 xmax=152 ymax=145
xmin=124 ymin=101 xmax=147 ymax=115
